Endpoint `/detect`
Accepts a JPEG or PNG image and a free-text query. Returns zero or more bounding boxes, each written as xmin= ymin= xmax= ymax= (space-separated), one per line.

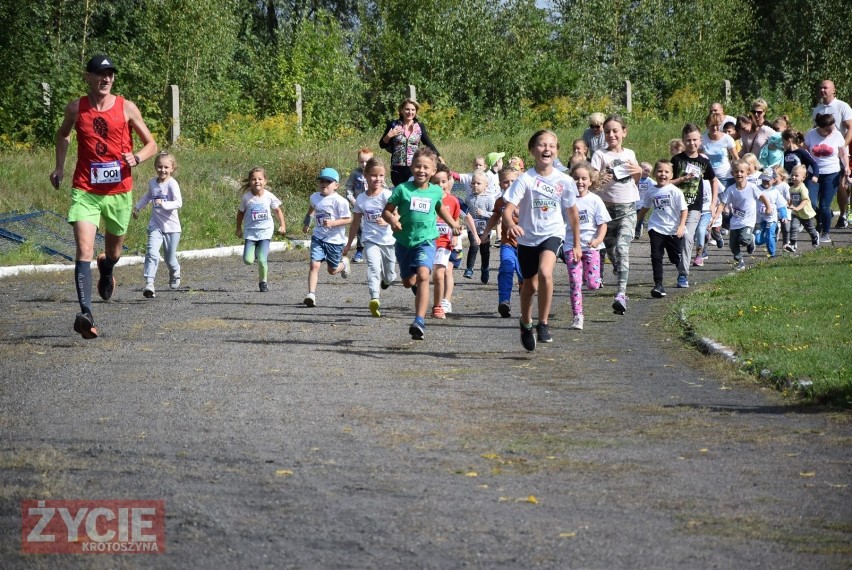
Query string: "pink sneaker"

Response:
xmin=693 ymin=254 xmax=704 ymax=267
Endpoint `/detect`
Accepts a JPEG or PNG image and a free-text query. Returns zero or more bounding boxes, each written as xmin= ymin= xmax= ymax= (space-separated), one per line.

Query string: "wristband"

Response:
xmin=303 ymin=214 xmax=312 ymax=226
xmin=134 ymin=155 xmax=141 ymax=167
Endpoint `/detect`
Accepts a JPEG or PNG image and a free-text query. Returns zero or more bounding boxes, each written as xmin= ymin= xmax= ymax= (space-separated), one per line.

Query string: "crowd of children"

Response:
xmin=113 ymin=110 xmax=846 ymax=351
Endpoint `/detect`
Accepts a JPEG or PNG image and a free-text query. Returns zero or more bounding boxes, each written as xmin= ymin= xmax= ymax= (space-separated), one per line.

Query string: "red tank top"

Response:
xmin=73 ymin=95 xmax=133 ymax=195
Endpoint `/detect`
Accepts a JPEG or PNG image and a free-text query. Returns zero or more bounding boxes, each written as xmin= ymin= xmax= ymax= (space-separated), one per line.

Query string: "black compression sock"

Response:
xmin=75 ymin=260 xmax=93 ymax=314
xmin=99 ymin=254 xmax=118 ymax=275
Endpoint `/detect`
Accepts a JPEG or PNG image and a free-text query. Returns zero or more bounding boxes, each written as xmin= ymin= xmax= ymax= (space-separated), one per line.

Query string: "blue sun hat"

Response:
xmin=318 ymin=167 xmax=340 ymax=182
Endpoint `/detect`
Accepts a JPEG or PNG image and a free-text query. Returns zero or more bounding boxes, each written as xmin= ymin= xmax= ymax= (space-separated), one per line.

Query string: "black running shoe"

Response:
xmin=73 ymin=312 xmax=98 ymax=339
xmin=409 ymin=319 xmax=425 ymax=340
xmin=96 ymin=254 xmax=115 ymax=301
xmin=498 ymin=302 xmax=511 ymax=318
xmin=651 ymin=284 xmax=666 ymax=298
xmin=520 ymin=321 xmax=536 ymax=351
xmin=536 ymin=322 xmax=553 ymax=343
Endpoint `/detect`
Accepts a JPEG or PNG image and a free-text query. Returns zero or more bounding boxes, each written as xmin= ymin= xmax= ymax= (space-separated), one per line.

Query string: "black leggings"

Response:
xmin=390 ymin=164 xmax=411 ymax=187
xmin=466 ymin=231 xmax=491 ymax=271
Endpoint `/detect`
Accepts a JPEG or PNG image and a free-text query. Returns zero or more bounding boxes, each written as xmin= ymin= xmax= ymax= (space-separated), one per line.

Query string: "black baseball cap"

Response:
xmin=86 ymin=55 xmax=117 ymax=73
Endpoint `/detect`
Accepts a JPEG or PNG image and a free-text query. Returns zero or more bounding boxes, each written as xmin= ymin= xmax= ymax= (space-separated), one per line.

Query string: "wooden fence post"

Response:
xmin=295 ymin=84 xmax=303 ymax=135
xmin=168 ymin=85 xmax=180 ymax=144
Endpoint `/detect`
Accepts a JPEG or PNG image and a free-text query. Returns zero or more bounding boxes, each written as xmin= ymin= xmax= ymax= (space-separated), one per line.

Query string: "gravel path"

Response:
xmin=1 ymin=231 xmax=850 ymax=569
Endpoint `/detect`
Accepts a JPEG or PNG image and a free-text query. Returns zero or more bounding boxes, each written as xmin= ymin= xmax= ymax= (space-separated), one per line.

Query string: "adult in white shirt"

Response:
xmin=812 ymin=80 xmax=852 ymax=227
xmin=804 ymin=114 xmax=850 ymax=241
xmin=708 ymin=102 xmax=737 ymax=133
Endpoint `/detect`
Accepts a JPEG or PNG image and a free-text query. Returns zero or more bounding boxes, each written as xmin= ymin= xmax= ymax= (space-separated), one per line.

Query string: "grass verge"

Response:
xmin=675 ymin=247 xmax=852 ymax=404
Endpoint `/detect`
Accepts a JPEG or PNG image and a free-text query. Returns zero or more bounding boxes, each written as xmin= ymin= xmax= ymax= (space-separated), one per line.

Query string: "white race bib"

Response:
xmin=90 ymin=161 xmax=122 ymax=185
xmin=654 ymin=196 xmax=672 ymax=209
xmin=251 ymin=206 xmax=269 ymax=222
xmin=410 ymin=196 xmax=431 ymax=213
xmin=732 ymin=206 xmax=746 ymax=219
xmin=437 ymin=221 xmax=451 ymax=235
xmin=475 ymin=220 xmax=487 ymax=232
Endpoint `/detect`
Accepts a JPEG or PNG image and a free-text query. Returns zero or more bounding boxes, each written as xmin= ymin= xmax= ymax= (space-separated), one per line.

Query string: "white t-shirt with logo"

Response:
xmin=591 ymin=148 xmax=640 ymax=204
xmin=310 ymin=191 xmax=351 ymax=245
xmin=642 ymin=184 xmax=687 ymax=235
xmin=354 ymin=189 xmax=395 ymax=246
xmin=804 ymin=128 xmax=846 ymax=175
xmin=565 ymin=192 xmax=610 ymax=250
xmin=720 ymin=182 xmax=763 ymax=230
xmin=240 ymin=190 xmax=282 ymax=241
xmin=504 ymin=168 xmax=577 ymax=247
xmin=701 ymin=133 xmax=736 ymax=180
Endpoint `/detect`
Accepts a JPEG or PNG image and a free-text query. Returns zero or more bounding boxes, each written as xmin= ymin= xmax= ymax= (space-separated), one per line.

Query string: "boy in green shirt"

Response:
xmin=383 ymin=148 xmax=461 ymax=340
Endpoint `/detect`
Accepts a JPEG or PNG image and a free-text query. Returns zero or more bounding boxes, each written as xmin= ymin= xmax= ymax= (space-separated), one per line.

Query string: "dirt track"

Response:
xmin=1 ymin=234 xmax=850 ymax=569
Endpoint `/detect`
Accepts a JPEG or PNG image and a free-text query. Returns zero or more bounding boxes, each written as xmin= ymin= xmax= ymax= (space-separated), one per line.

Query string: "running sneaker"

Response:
xmin=734 ymin=260 xmax=746 ymax=271
xmin=692 ymin=254 xmax=704 ymax=267
xmin=353 ymin=251 xmax=364 ymax=263
xmin=96 ymin=253 xmax=116 ymax=301
xmin=520 ymin=321 xmax=536 ymax=351
xmin=259 ymin=281 xmax=268 ymax=292
xmin=340 ymin=256 xmax=350 ymax=279
xmin=169 ymin=273 xmax=181 ymax=289
xmin=304 ymin=292 xmax=316 ymax=307
xmin=612 ymin=292 xmax=627 ymax=315
xmin=143 ymin=283 xmax=155 ymax=298
xmin=380 ymin=280 xmax=391 ymax=290
xmin=432 ymin=305 xmax=446 ymax=319
xmin=571 ymin=314 xmax=584 ymax=330
xmin=746 ymin=241 xmax=755 ymax=255
xmin=481 ymin=268 xmax=490 ymax=284
xmin=651 ymin=284 xmax=667 ymax=298
xmin=369 ymin=298 xmax=381 ymax=317
xmin=836 ymin=216 xmax=848 ymax=229
xmin=441 ymin=299 xmax=452 ymax=314
xmin=536 ymin=322 xmax=553 ymax=343
xmin=702 ymin=251 xmax=709 ymax=260
xmin=409 ymin=318 xmax=425 ymax=340
xmin=677 ymin=275 xmax=689 ymax=288
xmin=498 ymin=302 xmax=511 ymax=318
xmin=820 ymin=234 xmax=832 ymax=243
xmin=463 ymin=268 xmax=474 ymax=279
xmin=812 ymin=236 xmax=819 ymax=248
xmin=73 ymin=312 xmax=98 ymax=340
xmin=782 ymin=243 xmax=794 ymax=253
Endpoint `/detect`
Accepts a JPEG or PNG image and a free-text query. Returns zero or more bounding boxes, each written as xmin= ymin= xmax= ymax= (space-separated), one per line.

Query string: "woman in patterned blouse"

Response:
xmin=379 ymin=98 xmax=442 ymax=186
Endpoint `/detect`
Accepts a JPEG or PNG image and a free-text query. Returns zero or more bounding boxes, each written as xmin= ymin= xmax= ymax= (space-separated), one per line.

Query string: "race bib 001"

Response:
xmin=90 ymin=161 xmax=122 ymax=185
xmin=410 ymin=196 xmax=431 ymax=213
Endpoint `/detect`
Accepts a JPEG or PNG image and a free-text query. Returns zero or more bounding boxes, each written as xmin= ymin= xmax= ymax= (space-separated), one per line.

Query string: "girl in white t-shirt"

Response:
xmin=565 ymin=163 xmax=610 ymax=331
xmin=344 ymin=157 xmax=398 ymax=317
xmin=235 ymin=167 xmax=286 ymax=292
xmin=590 ymin=115 xmax=643 ymax=315
xmin=503 ymin=130 xmax=581 ymax=351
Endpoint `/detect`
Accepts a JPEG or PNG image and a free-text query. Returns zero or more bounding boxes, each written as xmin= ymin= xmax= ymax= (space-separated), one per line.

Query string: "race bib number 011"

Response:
xmin=90 ymin=161 xmax=122 ymax=185
xmin=410 ymin=197 xmax=431 ymax=213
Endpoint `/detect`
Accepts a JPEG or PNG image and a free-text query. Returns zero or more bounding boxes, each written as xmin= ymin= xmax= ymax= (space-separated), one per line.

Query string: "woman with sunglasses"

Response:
xmin=739 ymin=99 xmax=777 ymax=157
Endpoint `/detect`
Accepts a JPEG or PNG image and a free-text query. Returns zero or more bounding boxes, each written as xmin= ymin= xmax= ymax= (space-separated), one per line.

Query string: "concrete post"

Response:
xmin=624 ymin=80 xmax=633 ymax=113
xmin=409 ymin=84 xmax=416 ymax=102
xmin=296 ymin=84 xmax=303 ymax=135
xmin=168 ymin=85 xmax=180 ymax=144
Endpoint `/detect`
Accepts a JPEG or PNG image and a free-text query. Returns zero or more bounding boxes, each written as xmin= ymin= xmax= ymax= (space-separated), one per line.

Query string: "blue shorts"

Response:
xmin=311 ymin=237 xmax=344 ymax=268
xmin=395 ymin=240 xmax=436 ymax=279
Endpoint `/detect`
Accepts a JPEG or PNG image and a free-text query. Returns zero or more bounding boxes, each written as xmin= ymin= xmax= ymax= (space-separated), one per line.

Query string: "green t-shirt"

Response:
xmin=388 ymin=182 xmax=444 ymax=247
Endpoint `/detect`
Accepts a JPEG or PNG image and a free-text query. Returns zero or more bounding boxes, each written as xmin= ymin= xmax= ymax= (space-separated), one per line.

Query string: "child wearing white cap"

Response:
xmin=302 ymin=167 xmax=352 ymax=307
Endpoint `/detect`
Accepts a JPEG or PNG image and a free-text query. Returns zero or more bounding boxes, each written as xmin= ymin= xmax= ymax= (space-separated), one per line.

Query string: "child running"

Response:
xmin=235 ymin=167 xmax=286 ymax=292
xmin=636 ymin=160 xmax=688 ymax=298
xmin=303 ymin=168 xmax=351 ymax=306
xmin=430 ymin=163 xmax=467 ymax=319
xmin=132 ymin=151 xmax=182 ymax=298
xmin=564 ymin=162 xmax=610 ymax=330
xmin=634 ymin=161 xmax=655 ymax=239
xmin=344 ymin=148 xmax=373 ymax=263
xmin=382 ymin=147 xmax=462 ymax=340
xmin=344 ymin=157 xmax=397 ymax=317
xmin=785 ymin=165 xmax=821 ymax=251
xmin=502 ymin=130 xmax=581 ymax=351
xmin=713 ymin=159 xmax=773 ymax=271
xmin=463 ymin=171 xmax=495 ymax=283
xmin=481 ymin=167 xmax=522 ymax=317
xmin=591 ymin=116 xmax=643 ymax=315
xmin=671 ymin=123 xmax=718 ymax=285
xmin=752 ymin=168 xmax=785 ymax=258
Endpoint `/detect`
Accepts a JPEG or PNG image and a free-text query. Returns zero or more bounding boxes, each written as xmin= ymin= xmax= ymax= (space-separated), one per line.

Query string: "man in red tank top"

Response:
xmin=50 ymin=55 xmax=158 ymax=339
